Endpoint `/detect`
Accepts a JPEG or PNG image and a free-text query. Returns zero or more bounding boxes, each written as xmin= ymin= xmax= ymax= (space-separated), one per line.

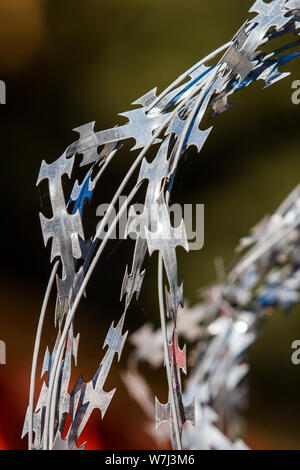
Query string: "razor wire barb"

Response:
xmin=23 ymin=0 xmax=300 ymax=450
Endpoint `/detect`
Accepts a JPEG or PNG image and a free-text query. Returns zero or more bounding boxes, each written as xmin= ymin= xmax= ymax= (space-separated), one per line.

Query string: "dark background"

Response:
xmin=0 ymin=0 xmax=299 ymax=449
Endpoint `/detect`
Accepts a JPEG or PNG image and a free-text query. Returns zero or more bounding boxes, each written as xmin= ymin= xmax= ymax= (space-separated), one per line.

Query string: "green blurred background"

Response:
xmin=0 ymin=0 xmax=299 ymax=449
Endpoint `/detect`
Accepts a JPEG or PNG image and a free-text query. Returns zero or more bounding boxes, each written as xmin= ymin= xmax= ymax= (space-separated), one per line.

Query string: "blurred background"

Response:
xmin=0 ymin=0 xmax=299 ymax=450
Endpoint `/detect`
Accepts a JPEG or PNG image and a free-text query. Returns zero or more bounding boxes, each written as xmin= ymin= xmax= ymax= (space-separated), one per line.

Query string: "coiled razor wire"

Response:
xmin=123 ymin=184 xmax=300 ymax=449
xmin=23 ymin=0 xmax=300 ymax=450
